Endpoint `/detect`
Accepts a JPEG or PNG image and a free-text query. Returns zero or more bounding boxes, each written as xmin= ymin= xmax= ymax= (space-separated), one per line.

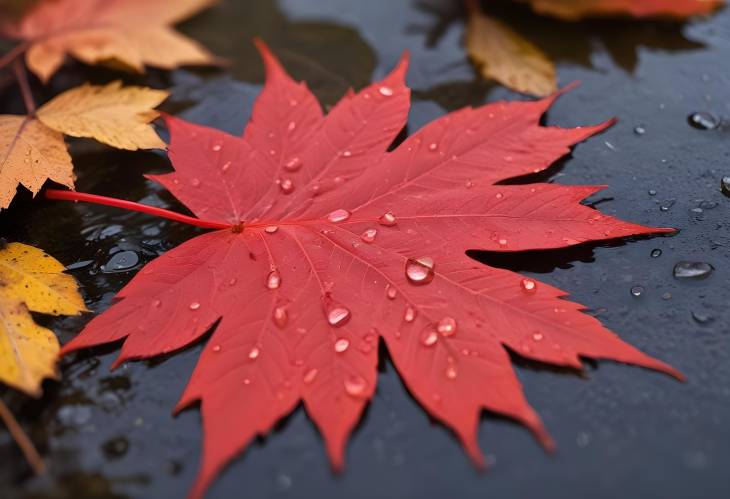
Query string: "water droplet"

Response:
xmin=630 ymin=286 xmax=644 ymax=297
xmin=267 ymin=270 xmax=281 ymax=289
xmin=191 ymin=178 xmax=201 ymax=187
xmin=378 ymin=212 xmax=397 ymax=226
xmin=273 ymin=306 xmax=288 ymax=328
xmin=437 ymin=317 xmax=457 ymax=337
xmin=284 ymin=156 xmax=302 ymax=172
xmin=721 ymin=177 xmax=730 ymax=197
xmin=498 ymin=237 xmax=508 ymax=247
xmin=378 ymin=86 xmax=394 ymax=97
xmin=101 ymin=251 xmax=140 ymax=274
xmin=279 ymin=178 xmax=294 ymax=194
xmin=243 ymin=378 xmax=251 ymax=385
xmin=189 ymin=302 xmax=200 ymax=310
xmin=651 ymin=249 xmax=662 ymax=258
xmin=212 ymin=143 xmax=222 ymax=152
xmin=660 ymin=199 xmax=676 ymax=212
xmin=532 ymin=332 xmax=543 ymax=341
xmin=648 ymin=189 xmax=657 ymax=196
xmin=633 ymin=125 xmax=646 ymax=136
xmin=327 ymin=305 xmax=351 ymax=327
xmin=496 ymin=192 xmax=504 ymax=199
xmin=405 ymin=257 xmax=435 ymax=285
xmin=403 ymin=305 xmax=416 ymax=323
xmin=342 ymin=150 xmax=352 ymax=157
xmin=334 ymin=338 xmax=350 ymax=353
xmin=361 ymin=228 xmax=377 ymax=243
xmin=465 ymin=179 xmax=474 ymax=188
xmin=521 ymin=278 xmax=537 ymax=294
xmin=248 ymin=346 xmax=260 ymax=359
xmin=673 ymin=261 xmax=713 ymax=279
xmin=428 ymin=142 xmax=438 ymax=152
xmin=327 ymin=209 xmax=351 ymax=223
xmin=221 ymin=161 xmax=232 ymax=172
xmin=688 ymin=112 xmax=720 ymax=130
xmin=212 ymin=345 xmax=221 ymax=352
xmin=420 ymin=328 xmax=438 ymax=347
xmin=152 ymin=299 xmax=161 ymax=308
xmin=269 ymin=149 xmax=277 ymax=156
xmin=344 ymin=374 xmax=367 ymax=396
xmin=264 ymin=225 xmax=279 ymax=234
xmin=445 ymin=365 xmax=457 ymax=379
xmin=228 ymin=278 xmax=237 ymax=286
xmin=287 ymin=121 xmax=296 ymax=132
xmin=303 ymin=368 xmax=318 ymax=384
xmin=691 ymin=310 xmax=713 ymax=324
xmin=386 ymin=285 xmax=397 ymax=300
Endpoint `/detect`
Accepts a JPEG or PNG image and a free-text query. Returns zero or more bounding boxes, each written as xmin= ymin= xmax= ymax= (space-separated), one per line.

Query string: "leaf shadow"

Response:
xmin=410 ymin=0 xmax=709 ymax=76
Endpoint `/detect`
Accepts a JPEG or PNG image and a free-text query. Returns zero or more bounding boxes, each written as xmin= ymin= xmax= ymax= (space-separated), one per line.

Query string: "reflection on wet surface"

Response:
xmin=1 ymin=1 xmax=729 ymax=498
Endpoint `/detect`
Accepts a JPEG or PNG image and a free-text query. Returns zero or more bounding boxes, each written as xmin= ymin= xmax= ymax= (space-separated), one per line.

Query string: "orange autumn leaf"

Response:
xmin=1 ymin=81 xmax=166 ymax=209
xmin=466 ymin=0 xmax=556 ymax=97
xmin=523 ymin=0 xmax=724 ymax=20
xmin=1 ymin=0 xmax=218 ymax=82
xmin=0 ymin=115 xmax=73 ymax=209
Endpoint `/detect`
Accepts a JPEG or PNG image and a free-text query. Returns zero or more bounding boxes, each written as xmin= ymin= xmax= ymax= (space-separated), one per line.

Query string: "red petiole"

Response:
xmin=45 ymin=189 xmax=233 ymax=230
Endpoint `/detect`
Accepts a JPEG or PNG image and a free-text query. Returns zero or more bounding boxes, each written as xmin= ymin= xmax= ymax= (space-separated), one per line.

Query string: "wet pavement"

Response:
xmin=1 ymin=1 xmax=729 ymax=498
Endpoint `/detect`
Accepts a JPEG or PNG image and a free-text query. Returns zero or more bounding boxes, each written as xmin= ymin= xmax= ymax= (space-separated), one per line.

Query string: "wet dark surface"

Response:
xmin=1 ymin=0 xmax=730 ymax=498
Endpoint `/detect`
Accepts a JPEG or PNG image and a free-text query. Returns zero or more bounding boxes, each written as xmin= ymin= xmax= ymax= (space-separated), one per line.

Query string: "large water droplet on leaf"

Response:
xmin=327 ymin=209 xmax=351 ymax=223
xmin=267 ymin=270 xmax=281 ymax=289
xmin=405 ymin=257 xmax=435 ymax=285
xmin=344 ymin=374 xmax=367 ymax=396
xmin=437 ymin=317 xmax=457 ymax=337
xmin=327 ymin=305 xmax=351 ymax=327
xmin=378 ymin=212 xmax=396 ymax=226
xmin=334 ymin=338 xmax=350 ymax=353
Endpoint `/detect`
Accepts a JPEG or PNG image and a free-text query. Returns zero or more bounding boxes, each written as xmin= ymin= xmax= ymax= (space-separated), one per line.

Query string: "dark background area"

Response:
xmin=1 ymin=1 xmax=729 ymax=498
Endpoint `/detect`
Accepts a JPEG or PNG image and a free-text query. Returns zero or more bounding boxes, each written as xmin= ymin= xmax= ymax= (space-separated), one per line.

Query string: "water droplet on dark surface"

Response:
xmin=405 ymin=257 xmax=435 ymax=285
xmin=691 ymin=310 xmax=713 ymax=324
xmin=630 ymin=286 xmax=645 ymax=297
xmin=101 ymin=251 xmax=139 ymax=273
xmin=687 ymin=112 xmax=720 ymax=130
xmin=634 ymin=125 xmax=646 ymax=135
xmin=673 ymin=261 xmax=713 ymax=279
xmin=651 ymin=249 xmax=662 ymax=258
xmin=102 ymin=437 xmax=129 ymax=460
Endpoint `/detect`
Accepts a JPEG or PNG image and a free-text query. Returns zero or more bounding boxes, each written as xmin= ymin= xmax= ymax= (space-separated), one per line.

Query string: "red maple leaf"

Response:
xmin=58 ymin=41 xmax=681 ymax=498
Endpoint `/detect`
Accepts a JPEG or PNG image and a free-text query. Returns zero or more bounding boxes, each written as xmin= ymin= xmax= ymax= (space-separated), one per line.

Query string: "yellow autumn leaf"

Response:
xmin=0 ymin=115 xmax=74 ymax=209
xmin=466 ymin=1 xmax=557 ymax=97
xmin=37 ymin=81 xmax=168 ymax=151
xmin=0 ymin=242 xmax=86 ymax=397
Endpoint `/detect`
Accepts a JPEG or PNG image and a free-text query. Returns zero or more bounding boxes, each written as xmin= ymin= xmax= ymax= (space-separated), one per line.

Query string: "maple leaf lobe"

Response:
xmin=60 ymin=41 xmax=680 ymax=499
